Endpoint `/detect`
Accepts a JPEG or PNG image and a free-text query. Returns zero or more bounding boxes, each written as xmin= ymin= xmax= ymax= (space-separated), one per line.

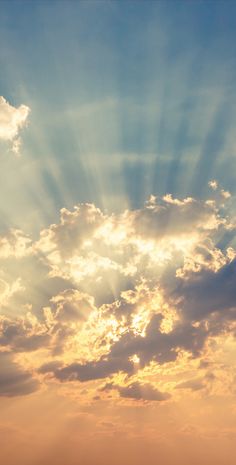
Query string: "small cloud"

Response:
xmin=11 ymin=137 xmax=22 ymax=157
xmin=0 ymin=96 xmax=30 ymax=155
xmin=176 ymin=378 xmax=205 ymax=391
xmin=103 ymin=381 xmax=171 ymax=402
xmin=208 ymin=180 xmax=218 ymax=190
xmin=0 ymin=229 xmax=32 ymax=259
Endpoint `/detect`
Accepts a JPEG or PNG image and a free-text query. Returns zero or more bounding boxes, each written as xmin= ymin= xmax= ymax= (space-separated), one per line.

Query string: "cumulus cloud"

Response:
xmin=0 ymin=188 xmax=235 ymax=398
xmin=173 ymin=257 xmax=236 ymax=322
xmin=0 ymin=313 xmax=50 ymax=352
xmin=0 ymin=287 xmax=96 ymax=356
xmin=48 ymin=289 xmax=96 ymax=323
xmin=34 ymin=192 xmax=233 ymax=299
xmin=0 ymin=96 xmax=30 ymax=154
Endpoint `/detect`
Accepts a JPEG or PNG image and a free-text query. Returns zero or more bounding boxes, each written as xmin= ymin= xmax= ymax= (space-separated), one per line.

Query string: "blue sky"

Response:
xmin=0 ymin=0 xmax=236 ymax=234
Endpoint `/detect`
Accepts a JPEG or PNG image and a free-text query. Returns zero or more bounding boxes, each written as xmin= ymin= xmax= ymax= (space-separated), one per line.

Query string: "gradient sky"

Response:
xmin=0 ymin=2 xmax=236 ymax=465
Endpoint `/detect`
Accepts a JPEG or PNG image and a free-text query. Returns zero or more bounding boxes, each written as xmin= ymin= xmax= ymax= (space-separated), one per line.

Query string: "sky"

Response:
xmin=0 ymin=1 xmax=236 ymax=464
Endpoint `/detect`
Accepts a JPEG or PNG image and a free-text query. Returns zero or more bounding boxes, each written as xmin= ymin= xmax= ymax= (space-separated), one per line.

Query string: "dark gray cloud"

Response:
xmin=0 ymin=318 xmax=50 ymax=352
xmin=50 ymin=357 xmax=134 ymax=382
xmin=0 ymin=352 xmax=39 ymax=397
xmin=38 ymin=360 xmax=63 ymax=374
xmin=109 ymin=314 xmax=208 ymax=366
xmin=103 ymin=381 xmax=171 ymax=402
xmin=44 ymin=313 xmax=208 ymax=383
xmin=174 ymin=258 xmax=236 ymax=322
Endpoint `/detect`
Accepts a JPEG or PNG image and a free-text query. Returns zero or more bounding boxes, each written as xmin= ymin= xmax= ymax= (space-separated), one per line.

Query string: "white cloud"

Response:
xmin=0 ymin=229 xmax=32 ymax=258
xmin=34 ymin=193 xmax=233 ymax=294
xmin=0 ymin=96 xmax=30 ymax=154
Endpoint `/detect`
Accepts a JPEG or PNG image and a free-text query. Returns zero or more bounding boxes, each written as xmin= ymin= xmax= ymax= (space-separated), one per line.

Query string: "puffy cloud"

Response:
xmin=37 ymin=203 xmax=105 ymax=259
xmin=0 ymin=288 xmax=97 ymax=355
xmin=173 ymin=257 xmax=236 ymax=322
xmin=0 ymin=188 xmax=235 ymax=398
xmin=0 ymin=229 xmax=32 ymax=258
xmin=0 ymin=312 xmax=50 ymax=352
xmin=132 ymin=194 xmax=223 ymax=239
xmin=209 ymin=180 xmax=218 ymax=191
xmin=48 ymin=289 xmax=96 ymax=323
xmin=40 ymin=308 xmax=208 ymax=384
xmin=42 ymin=357 xmax=134 ymax=382
xmin=0 ymin=96 xmax=30 ymax=154
xmin=0 ymin=277 xmax=24 ymax=308
xmin=0 ymin=352 xmax=39 ymax=397
xmin=34 ymin=192 xmax=233 ymax=300
xmin=43 ymin=289 xmax=97 ymax=355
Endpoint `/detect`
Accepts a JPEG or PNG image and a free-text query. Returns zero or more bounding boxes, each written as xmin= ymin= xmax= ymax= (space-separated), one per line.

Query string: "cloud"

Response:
xmin=0 ymin=352 xmax=39 ymax=397
xmin=34 ymin=191 xmax=233 ymax=301
xmin=48 ymin=357 xmax=134 ymax=382
xmin=102 ymin=381 xmax=171 ymax=402
xmin=43 ymin=289 xmax=96 ymax=355
xmin=0 ymin=96 xmax=30 ymax=154
xmin=42 ymin=310 xmax=208 ymax=384
xmin=0 ymin=277 xmax=24 ymax=308
xmin=118 ymin=382 xmax=170 ymax=401
xmin=0 ymin=313 xmax=50 ymax=352
xmin=48 ymin=289 xmax=96 ymax=323
xmin=174 ymin=257 xmax=236 ymax=322
xmin=0 ymin=229 xmax=32 ymax=258
xmin=0 ymin=288 xmax=96 ymax=355
xmin=176 ymin=378 xmax=205 ymax=391
xmin=132 ymin=194 xmax=222 ymax=239
xmin=36 ymin=203 xmax=105 ymax=260
xmin=0 ymin=188 xmax=235 ymax=396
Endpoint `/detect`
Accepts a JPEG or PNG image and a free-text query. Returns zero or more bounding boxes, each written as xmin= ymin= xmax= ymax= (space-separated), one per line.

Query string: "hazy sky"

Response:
xmin=0 ymin=2 xmax=236 ymax=465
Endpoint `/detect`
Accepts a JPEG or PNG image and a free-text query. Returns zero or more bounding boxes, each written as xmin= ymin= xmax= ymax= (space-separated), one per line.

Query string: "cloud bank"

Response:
xmin=0 ymin=183 xmax=235 ymax=401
